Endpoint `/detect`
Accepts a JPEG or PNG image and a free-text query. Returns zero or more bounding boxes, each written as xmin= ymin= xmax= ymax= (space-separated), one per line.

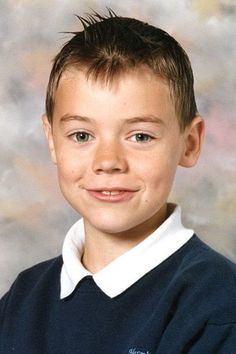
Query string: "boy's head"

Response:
xmin=46 ymin=10 xmax=197 ymax=130
xmin=43 ymin=10 xmax=204 ymax=238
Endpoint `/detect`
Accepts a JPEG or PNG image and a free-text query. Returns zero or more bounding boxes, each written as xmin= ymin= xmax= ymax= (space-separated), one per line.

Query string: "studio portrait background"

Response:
xmin=1 ymin=0 xmax=236 ymax=296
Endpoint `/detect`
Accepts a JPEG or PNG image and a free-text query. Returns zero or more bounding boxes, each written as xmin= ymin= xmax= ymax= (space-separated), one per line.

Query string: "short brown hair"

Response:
xmin=46 ymin=10 xmax=197 ymax=129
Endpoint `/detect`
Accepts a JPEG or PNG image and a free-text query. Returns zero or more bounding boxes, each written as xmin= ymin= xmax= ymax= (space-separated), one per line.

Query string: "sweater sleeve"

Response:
xmin=188 ymin=322 xmax=236 ymax=354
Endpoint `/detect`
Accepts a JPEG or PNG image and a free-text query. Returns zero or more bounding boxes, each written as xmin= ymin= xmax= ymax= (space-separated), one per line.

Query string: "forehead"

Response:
xmin=53 ymin=66 xmax=177 ymax=124
xmin=57 ymin=64 xmax=170 ymax=94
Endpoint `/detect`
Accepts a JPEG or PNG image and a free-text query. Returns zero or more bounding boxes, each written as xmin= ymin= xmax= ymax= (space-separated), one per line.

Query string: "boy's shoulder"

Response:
xmin=180 ymin=235 xmax=236 ymax=278
xmin=15 ymin=254 xmax=63 ymax=288
xmin=0 ymin=255 xmax=62 ymax=312
xmin=175 ymin=235 xmax=236 ymax=289
xmin=170 ymin=235 xmax=236 ymax=323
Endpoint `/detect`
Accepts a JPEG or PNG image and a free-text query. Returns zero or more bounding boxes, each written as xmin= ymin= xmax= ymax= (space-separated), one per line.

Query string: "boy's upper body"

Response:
xmin=1 ymin=10 xmax=236 ymax=353
xmin=1 ymin=208 xmax=236 ymax=354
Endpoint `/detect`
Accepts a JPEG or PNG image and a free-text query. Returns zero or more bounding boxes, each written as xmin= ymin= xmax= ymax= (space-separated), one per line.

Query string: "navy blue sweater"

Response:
xmin=1 ymin=236 xmax=236 ymax=353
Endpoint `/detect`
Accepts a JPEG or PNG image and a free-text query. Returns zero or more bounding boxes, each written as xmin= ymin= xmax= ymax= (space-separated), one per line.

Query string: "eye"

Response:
xmin=129 ymin=133 xmax=154 ymax=143
xmin=71 ymin=132 xmax=92 ymax=143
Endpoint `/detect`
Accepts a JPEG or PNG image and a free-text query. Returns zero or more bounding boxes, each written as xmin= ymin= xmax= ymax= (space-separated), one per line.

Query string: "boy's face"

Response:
xmin=43 ymin=66 xmax=202 ymax=239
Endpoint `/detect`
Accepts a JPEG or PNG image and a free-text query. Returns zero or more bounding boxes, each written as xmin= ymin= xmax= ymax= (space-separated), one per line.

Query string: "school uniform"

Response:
xmin=1 ymin=205 xmax=236 ymax=353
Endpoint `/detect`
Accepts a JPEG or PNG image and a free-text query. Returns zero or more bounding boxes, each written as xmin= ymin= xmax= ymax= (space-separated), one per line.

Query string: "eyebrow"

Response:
xmin=124 ymin=115 xmax=164 ymax=125
xmin=59 ymin=114 xmax=164 ymax=125
xmin=60 ymin=114 xmax=93 ymax=124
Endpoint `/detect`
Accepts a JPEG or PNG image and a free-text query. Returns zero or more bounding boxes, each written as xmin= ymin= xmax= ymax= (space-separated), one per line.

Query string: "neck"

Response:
xmin=82 ymin=204 xmax=168 ymax=273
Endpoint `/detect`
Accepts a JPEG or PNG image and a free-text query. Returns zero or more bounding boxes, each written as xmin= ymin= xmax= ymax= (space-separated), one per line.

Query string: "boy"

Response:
xmin=1 ymin=10 xmax=236 ymax=354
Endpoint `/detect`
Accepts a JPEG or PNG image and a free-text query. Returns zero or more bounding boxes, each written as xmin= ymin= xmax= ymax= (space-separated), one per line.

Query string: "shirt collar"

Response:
xmin=60 ymin=204 xmax=194 ymax=299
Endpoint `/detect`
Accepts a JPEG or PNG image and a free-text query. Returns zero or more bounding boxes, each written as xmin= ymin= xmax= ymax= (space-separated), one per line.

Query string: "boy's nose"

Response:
xmin=92 ymin=142 xmax=128 ymax=174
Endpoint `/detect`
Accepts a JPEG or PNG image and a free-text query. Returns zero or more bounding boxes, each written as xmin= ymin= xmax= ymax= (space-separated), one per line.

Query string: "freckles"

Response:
xmin=66 ymin=168 xmax=80 ymax=180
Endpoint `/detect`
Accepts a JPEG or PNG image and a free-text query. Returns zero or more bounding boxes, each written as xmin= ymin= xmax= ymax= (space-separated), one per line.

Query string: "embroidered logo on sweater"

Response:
xmin=128 ymin=349 xmax=151 ymax=354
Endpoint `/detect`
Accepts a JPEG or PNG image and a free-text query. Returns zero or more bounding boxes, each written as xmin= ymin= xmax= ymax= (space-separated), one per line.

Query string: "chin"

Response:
xmin=88 ymin=219 xmax=131 ymax=235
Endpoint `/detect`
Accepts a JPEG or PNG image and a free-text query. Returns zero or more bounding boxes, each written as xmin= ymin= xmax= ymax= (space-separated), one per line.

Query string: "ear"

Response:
xmin=42 ymin=114 xmax=57 ymax=164
xmin=179 ymin=115 xmax=205 ymax=168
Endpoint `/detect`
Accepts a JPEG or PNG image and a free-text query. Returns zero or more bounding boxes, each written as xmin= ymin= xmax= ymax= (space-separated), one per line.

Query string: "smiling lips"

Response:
xmin=86 ymin=188 xmax=137 ymax=203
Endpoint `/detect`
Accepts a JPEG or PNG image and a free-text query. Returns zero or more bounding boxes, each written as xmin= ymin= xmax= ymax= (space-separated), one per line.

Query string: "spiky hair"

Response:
xmin=46 ymin=9 xmax=197 ymax=129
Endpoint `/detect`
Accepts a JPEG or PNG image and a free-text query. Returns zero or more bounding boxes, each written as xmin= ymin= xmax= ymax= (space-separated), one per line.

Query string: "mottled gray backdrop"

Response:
xmin=1 ymin=0 xmax=236 ymax=296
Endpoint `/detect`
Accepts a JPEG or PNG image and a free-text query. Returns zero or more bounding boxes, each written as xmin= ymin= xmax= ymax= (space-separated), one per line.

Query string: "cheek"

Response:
xmin=56 ymin=153 xmax=83 ymax=182
xmin=135 ymin=152 xmax=179 ymax=189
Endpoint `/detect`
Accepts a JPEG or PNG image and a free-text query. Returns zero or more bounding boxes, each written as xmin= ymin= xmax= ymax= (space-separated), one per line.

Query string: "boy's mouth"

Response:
xmin=86 ymin=188 xmax=137 ymax=203
xmin=100 ymin=190 xmax=122 ymax=196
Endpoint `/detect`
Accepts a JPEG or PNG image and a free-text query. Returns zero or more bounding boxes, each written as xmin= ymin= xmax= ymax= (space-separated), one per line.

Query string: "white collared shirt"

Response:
xmin=60 ymin=204 xmax=194 ymax=299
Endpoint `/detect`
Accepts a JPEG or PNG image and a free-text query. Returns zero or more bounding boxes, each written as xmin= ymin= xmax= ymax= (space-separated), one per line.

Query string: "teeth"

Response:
xmin=101 ymin=191 xmax=120 ymax=195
